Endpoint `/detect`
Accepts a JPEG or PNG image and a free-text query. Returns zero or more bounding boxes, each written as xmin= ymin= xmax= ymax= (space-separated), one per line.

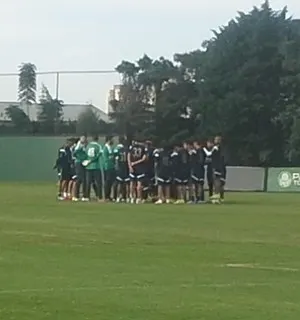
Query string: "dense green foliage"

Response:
xmin=110 ymin=1 xmax=300 ymax=166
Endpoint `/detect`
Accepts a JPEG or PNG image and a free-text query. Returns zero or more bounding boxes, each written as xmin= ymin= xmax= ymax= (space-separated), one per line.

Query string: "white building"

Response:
xmin=107 ymin=85 xmax=122 ymax=113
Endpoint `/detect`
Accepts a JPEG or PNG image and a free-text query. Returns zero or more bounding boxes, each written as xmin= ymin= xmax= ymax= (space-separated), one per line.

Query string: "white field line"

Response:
xmin=2 ymin=231 xmax=57 ymax=237
xmin=224 ymin=263 xmax=299 ymax=272
xmin=0 ymin=282 xmax=275 ymax=295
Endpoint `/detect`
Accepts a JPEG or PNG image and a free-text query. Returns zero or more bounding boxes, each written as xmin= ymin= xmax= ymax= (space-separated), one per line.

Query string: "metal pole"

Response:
xmin=55 ymin=72 xmax=59 ymax=100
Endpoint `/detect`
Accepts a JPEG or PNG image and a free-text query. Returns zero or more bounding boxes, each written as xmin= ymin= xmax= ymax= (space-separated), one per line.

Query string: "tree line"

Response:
xmin=3 ymin=1 xmax=300 ymax=166
xmin=1 ymin=63 xmax=109 ymax=136
xmin=109 ymin=1 xmax=300 ymax=166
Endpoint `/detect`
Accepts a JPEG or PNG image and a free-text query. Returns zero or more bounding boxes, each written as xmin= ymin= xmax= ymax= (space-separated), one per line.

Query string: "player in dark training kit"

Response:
xmin=214 ymin=136 xmax=226 ymax=201
xmin=54 ymin=139 xmax=73 ymax=200
xmin=172 ymin=143 xmax=191 ymax=204
xmin=190 ymin=141 xmax=205 ymax=203
xmin=144 ymin=140 xmax=156 ymax=198
xmin=211 ymin=136 xmax=226 ymax=203
xmin=114 ymin=138 xmax=130 ymax=202
xmin=154 ymin=144 xmax=173 ymax=204
xmin=202 ymin=139 xmax=214 ymax=198
xmin=127 ymin=142 xmax=148 ymax=204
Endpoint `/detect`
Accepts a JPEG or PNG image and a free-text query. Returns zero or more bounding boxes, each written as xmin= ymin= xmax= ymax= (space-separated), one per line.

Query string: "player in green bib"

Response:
xmin=84 ymin=136 xmax=102 ymax=201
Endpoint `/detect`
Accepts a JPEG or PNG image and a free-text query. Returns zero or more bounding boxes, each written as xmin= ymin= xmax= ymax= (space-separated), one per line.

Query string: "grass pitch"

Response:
xmin=1 ymin=183 xmax=300 ymax=319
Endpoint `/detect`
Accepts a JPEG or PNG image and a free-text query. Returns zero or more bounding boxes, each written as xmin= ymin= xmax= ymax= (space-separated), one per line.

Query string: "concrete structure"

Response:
xmin=0 ymin=101 xmax=109 ymax=123
xmin=107 ymin=85 xmax=122 ymax=113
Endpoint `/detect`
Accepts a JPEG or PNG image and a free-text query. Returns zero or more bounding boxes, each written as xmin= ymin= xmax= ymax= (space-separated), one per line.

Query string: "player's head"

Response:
xmin=105 ymin=135 xmax=114 ymax=145
xmin=73 ymin=137 xmax=80 ymax=144
xmin=185 ymin=141 xmax=193 ymax=150
xmin=145 ymin=140 xmax=152 ymax=148
xmin=173 ymin=142 xmax=180 ymax=151
xmin=80 ymin=135 xmax=87 ymax=144
xmin=119 ymin=136 xmax=127 ymax=146
xmin=214 ymin=135 xmax=222 ymax=145
xmin=207 ymin=138 xmax=214 ymax=149
xmin=66 ymin=138 xmax=73 ymax=146
xmin=193 ymin=140 xmax=201 ymax=149
xmin=69 ymin=137 xmax=76 ymax=145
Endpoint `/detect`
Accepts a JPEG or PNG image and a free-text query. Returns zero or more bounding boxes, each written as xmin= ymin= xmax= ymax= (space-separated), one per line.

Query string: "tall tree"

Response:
xmin=38 ymin=84 xmax=63 ymax=134
xmin=76 ymin=107 xmax=105 ymax=135
xmin=109 ymin=60 xmax=154 ymax=141
xmin=183 ymin=1 xmax=300 ymax=165
xmin=111 ymin=1 xmax=300 ymax=165
xmin=18 ymin=63 xmax=37 ymax=118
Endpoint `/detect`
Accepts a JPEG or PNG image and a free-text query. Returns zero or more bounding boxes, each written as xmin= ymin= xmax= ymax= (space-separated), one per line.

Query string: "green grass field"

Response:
xmin=1 ymin=184 xmax=300 ymax=319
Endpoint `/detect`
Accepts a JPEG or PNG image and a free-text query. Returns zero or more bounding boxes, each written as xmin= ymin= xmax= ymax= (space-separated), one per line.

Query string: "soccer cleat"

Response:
xmin=81 ymin=198 xmax=89 ymax=202
xmin=130 ymin=198 xmax=135 ymax=204
xmin=116 ymin=198 xmax=121 ymax=203
xmin=57 ymin=196 xmax=65 ymax=201
xmin=166 ymin=199 xmax=171 ymax=204
xmin=72 ymin=197 xmax=79 ymax=202
xmin=211 ymin=198 xmax=221 ymax=204
xmin=155 ymin=199 xmax=163 ymax=205
xmin=174 ymin=199 xmax=185 ymax=205
xmin=187 ymin=200 xmax=196 ymax=205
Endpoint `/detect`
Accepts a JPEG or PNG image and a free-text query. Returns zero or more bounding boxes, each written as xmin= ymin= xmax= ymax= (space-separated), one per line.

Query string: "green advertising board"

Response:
xmin=267 ymin=168 xmax=300 ymax=192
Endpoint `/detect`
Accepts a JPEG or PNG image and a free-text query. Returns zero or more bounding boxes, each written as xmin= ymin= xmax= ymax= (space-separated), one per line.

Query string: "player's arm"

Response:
xmin=127 ymin=146 xmax=133 ymax=172
xmin=170 ymin=151 xmax=178 ymax=175
xmin=89 ymin=144 xmax=101 ymax=164
xmin=153 ymin=150 xmax=160 ymax=179
xmin=114 ymin=148 xmax=120 ymax=170
xmin=132 ymin=147 xmax=148 ymax=166
xmin=199 ymin=148 xmax=206 ymax=165
xmin=54 ymin=148 xmax=66 ymax=169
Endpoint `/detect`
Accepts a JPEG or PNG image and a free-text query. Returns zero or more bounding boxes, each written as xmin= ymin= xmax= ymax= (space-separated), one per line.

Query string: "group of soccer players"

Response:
xmin=54 ymin=135 xmax=226 ymax=204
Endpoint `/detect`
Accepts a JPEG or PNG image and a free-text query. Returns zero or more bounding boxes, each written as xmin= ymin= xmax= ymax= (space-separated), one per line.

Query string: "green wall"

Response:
xmin=0 ymin=137 xmax=67 ymax=181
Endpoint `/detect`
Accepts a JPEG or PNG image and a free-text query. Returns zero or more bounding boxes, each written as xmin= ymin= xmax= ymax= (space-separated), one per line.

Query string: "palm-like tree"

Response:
xmin=18 ymin=62 xmax=37 ymax=118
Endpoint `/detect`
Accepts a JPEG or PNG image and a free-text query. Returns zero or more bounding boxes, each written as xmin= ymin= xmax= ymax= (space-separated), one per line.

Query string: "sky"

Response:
xmin=0 ymin=0 xmax=299 ymax=112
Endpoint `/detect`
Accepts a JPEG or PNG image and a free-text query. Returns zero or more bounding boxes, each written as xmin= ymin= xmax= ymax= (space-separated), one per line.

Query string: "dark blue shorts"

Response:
xmin=191 ymin=167 xmax=205 ymax=184
xmin=174 ymin=171 xmax=190 ymax=185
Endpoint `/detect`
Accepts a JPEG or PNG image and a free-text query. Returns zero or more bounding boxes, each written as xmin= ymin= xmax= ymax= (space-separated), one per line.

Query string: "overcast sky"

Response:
xmin=0 ymin=0 xmax=299 ymax=112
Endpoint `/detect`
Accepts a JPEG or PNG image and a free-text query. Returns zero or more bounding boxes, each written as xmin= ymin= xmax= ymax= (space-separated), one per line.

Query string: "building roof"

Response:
xmin=0 ymin=101 xmax=109 ymax=122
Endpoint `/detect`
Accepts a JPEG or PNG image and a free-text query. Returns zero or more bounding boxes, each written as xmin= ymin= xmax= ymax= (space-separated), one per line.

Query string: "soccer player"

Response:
xmin=190 ymin=141 xmax=205 ymax=203
xmin=54 ymin=139 xmax=73 ymax=200
xmin=202 ymin=139 xmax=214 ymax=198
xmin=144 ymin=140 xmax=156 ymax=200
xmin=67 ymin=137 xmax=78 ymax=200
xmin=127 ymin=141 xmax=148 ymax=204
xmin=214 ymin=135 xmax=226 ymax=202
xmin=211 ymin=135 xmax=225 ymax=203
xmin=103 ymin=136 xmax=116 ymax=202
xmin=154 ymin=144 xmax=173 ymax=204
xmin=114 ymin=137 xmax=130 ymax=202
xmin=72 ymin=135 xmax=88 ymax=201
xmin=84 ymin=136 xmax=102 ymax=201
xmin=172 ymin=142 xmax=191 ymax=204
